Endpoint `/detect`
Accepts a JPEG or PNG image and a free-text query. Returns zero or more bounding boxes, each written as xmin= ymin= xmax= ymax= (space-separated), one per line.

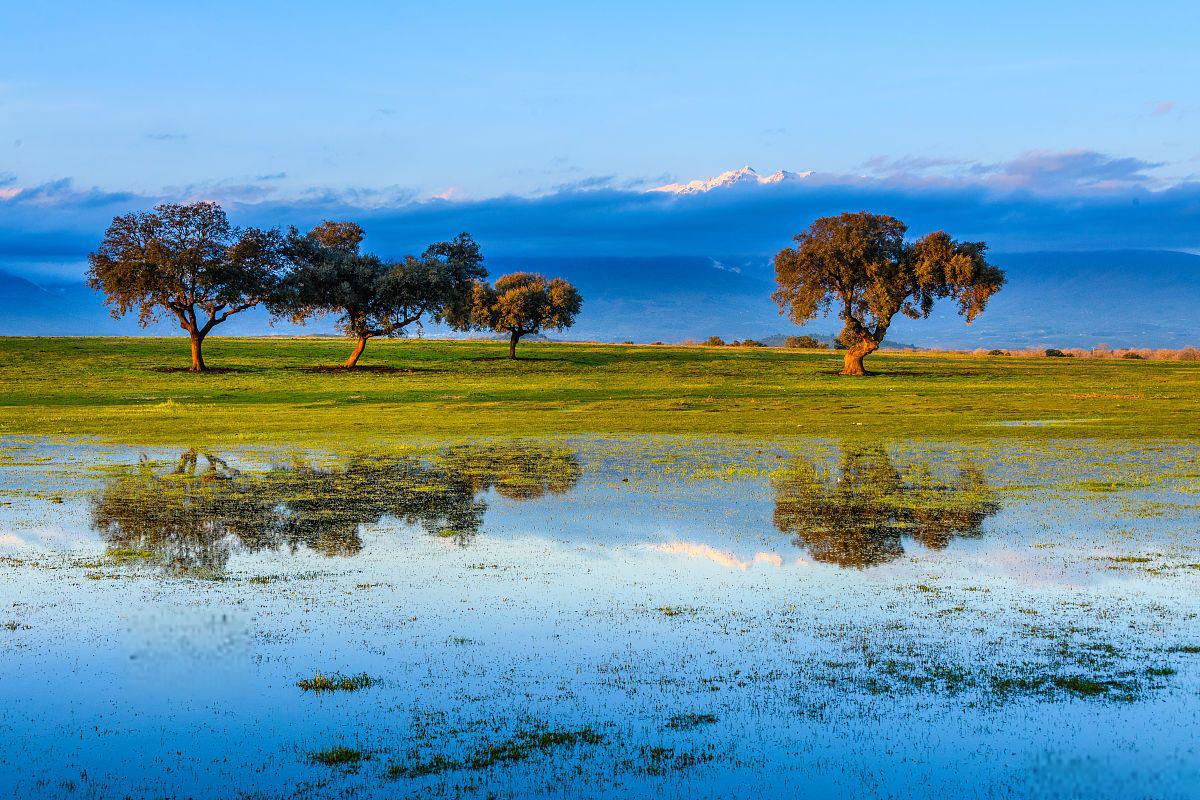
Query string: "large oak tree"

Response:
xmin=87 ymin=202 xmax=286 ymax=371
xmin=469 ymin=272 xmax=582 ymax=359
xmin=773 ymin=212 xmax=1005 ymax=375
xmin=274 ymin=226 xmax=486 ymax=367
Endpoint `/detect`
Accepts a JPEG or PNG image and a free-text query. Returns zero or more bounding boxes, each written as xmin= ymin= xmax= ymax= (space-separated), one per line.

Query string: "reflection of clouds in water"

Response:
xmin=654 ymin=540 xmax=787 ymax=571
xmin=0 ymin=524 xmax=98 ymax=551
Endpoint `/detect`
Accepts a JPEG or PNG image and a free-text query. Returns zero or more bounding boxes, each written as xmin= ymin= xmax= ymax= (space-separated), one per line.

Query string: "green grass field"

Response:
xmin=1 ymin=336 xmax=1197 ymax=448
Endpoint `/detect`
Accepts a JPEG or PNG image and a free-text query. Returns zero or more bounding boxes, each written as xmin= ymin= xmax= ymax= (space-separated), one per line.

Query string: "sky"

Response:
xmin=2 ymin=0 xmax=1199 ymax=277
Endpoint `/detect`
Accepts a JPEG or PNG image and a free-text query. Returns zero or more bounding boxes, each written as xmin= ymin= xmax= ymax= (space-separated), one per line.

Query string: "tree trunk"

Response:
xmin=841 ymin=339 xmax=879 ymax=376
xmin=508 ymin=330 xmax=520 ymax=359
xmin=189 ymin=332 xmax=206 ymax=372
xmin=344 ymin=336 xmax=368 ymax=368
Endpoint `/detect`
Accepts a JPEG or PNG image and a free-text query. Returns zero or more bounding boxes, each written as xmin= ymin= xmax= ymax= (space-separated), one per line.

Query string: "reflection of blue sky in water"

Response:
xmin=1 ymin=437 xmax=1199 ymax=799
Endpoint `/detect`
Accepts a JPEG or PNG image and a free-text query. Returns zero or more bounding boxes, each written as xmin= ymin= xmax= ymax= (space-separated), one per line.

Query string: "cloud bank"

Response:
xmin=2 ymin=149 xmax=1199 ymax=278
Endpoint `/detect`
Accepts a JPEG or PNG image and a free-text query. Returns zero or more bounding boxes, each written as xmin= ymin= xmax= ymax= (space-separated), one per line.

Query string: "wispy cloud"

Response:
xmin=860 ymin=149 xmax=1165 ymax=192
xmin=1151 ymin=101 xmax=1176 ymax=116
xmin=145 ymin=132 xmax=187 ymax=142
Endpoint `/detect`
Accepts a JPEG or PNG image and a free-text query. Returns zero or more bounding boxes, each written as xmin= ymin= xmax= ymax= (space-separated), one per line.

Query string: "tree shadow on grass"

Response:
xmin=467 ymin=353 xmax=617 ymax=366
xmin=150 ymin=366 xmax=248 ymax=375
xmin=295 ymin=365 xmax=436 ymax=375
xmin=300 ymin=365 xmax=411 ymax=374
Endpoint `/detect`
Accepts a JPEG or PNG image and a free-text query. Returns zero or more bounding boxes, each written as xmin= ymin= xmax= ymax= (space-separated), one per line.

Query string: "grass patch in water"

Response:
xmin=388 ymin=725 xmax=603 ymax=778
xmin=309 ymin=745 xmax=366 ymax=766
xmin=297 ymin=671 xmax=374 ymax=693
xmin=107 ymin=547 xmax=157 ymax=564
xmin=639 ymin=744 xmax=716 ymax=775
xmin=665 ymin=712 xmax=718 ymax=730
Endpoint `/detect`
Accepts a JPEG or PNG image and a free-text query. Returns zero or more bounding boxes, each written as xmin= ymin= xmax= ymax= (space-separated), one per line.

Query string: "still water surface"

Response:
xmin=1 ymin=437 xmax=1198 ymax=799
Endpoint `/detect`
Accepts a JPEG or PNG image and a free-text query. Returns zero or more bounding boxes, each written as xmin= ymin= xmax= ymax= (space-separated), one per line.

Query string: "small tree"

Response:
xmin=87 ymin=202 xmax=285 ymax=371
xmin=773 ymin=212 xmax=1005 ymax=375
xmin=469 ymin=272 xmax=582 ymax=359
xmin=275 ymin=225 xmax=486 ymax=367
xmin=704 ymin=336 xmax=726 ymax=347
xmin=786 ymin=335 xmax=826 ymax=349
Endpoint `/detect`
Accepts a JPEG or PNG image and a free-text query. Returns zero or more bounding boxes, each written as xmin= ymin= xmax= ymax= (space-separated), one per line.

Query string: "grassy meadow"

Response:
xmin=1 ymin=336 xmax=1197 ymax=448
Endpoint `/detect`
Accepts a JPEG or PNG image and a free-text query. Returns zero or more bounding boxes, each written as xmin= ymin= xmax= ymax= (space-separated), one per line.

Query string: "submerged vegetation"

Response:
xmin=297 ymin=672 xmax=374 ymax=693
xmin=309 ymin=745 xmax=367 ymax=767
xmin=387 ymin=725 xmax=604 ymax=779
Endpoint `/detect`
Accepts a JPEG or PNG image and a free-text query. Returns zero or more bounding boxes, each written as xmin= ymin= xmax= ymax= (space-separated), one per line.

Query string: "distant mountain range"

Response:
xmin=647 ymin=166 xmax=813 ymax=195
xmin=2 ymin=250 xmax=1198 ymax=348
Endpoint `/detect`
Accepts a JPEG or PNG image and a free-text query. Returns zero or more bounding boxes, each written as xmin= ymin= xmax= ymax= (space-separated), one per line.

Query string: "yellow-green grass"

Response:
xmin=1 ymin=336 xmax=1197 ymax=448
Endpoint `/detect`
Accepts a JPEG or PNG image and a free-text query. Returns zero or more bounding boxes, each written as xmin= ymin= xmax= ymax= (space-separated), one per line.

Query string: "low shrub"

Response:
xmin=786 ymin=335 xmax=827 ymax=349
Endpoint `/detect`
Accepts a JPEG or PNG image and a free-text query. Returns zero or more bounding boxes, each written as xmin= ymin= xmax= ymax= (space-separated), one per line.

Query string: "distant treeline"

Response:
xmin=972 ymin=346 xmax=1200 ymax=361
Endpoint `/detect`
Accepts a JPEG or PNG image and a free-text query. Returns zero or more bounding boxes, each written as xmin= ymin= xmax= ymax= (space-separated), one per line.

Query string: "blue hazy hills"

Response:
xmin=1 ymin=249 xmax=1197 ymax=349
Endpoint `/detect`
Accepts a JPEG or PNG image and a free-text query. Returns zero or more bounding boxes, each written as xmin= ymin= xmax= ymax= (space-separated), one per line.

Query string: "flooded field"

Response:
xmin=1 ymin=436 xmax=1198 ymax=799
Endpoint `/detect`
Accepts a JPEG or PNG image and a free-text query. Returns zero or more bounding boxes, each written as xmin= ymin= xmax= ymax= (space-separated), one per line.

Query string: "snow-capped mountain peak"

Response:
xmin=647 ymin=166 xmax=812 ymax=194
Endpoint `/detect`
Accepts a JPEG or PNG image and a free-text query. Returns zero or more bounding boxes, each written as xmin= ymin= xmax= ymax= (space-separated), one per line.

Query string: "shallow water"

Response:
xmin=1 ymin=436 xmax=1198 ymax=799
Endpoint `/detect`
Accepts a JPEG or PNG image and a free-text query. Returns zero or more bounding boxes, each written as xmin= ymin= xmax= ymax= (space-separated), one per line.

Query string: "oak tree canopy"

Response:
xmin=773 ymin=212 xmax=1005 ymax=375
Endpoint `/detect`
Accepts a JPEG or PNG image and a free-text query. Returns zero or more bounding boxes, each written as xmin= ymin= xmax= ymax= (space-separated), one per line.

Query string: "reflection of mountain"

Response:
xmin=90 ymin=444 xmax=582 ymax=572
xmin=772 ymin=448 xmax=998 ymax=569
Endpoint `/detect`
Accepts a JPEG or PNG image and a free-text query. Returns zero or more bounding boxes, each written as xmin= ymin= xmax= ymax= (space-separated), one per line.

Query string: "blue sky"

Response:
xmin=1 ymin=0 xmax=1199 ymax=275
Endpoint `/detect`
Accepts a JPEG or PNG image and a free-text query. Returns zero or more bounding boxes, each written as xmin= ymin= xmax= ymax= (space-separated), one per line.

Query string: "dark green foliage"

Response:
xmin=272 ymin=225 xmax=486 ymax=366
xmin=1045 ymin=348 xmax=1068 ymax=358
xmin=422 ymin=232 xmax=487 ymax=329
xmin=786 ymin=335 xmax=826 ymax=349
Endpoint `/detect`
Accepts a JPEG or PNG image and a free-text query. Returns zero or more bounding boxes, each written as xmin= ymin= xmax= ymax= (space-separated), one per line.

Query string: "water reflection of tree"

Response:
xmin=91 ymin=443 xmax=581 ymax=573
xmin=772 ymin=447 xmax=999 ymax=568
xmin=440 ymin=442 xmax=582 ymax=499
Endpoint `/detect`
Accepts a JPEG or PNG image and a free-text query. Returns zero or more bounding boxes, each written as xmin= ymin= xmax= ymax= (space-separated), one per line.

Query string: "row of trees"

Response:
xmin=88 ymin=204 xmax=1004 ymax=376
xmin=87 ymin=202 xmax=582 ymax=371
